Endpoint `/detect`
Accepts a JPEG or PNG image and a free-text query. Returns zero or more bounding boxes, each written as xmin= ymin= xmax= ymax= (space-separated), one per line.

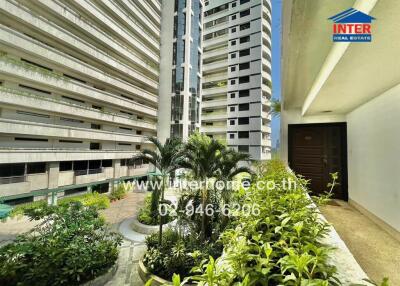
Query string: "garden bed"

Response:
xmin=131 ymin=215 xmax=176 ymax=235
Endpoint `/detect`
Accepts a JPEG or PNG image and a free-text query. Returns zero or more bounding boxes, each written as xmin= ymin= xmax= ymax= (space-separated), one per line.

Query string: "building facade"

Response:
xmin=201 ymin=0 xmax=272 ymax=160
xmin=0 ymin=0 xmax=161 ymax=203
xmin=158 ymin=0 xmax=203 ymax=142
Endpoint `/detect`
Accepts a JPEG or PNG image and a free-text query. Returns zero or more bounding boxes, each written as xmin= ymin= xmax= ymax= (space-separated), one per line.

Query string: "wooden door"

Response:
xmin=288 ymin=123 xmax=348 ymax=200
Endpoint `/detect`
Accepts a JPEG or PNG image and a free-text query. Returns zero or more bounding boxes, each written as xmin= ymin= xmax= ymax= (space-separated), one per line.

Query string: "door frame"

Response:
xmin=288 ymin=122 xmax=348 ymax=201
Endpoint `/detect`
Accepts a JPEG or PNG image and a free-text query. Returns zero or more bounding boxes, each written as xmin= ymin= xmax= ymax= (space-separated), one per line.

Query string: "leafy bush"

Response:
xmin=143 ymin=229 xmax=222 ymax=280
xmin=9 ymin=192 xmax=110 ymax=219
xmin=187 ymin=160 xmax=340 ymax=285
xmin=0 ymin=203 xmax=122 ymax=286
xmin=109 ymin=183 xmax=128 ymax=201
xmin=137 ymin=193 xmax=173 ymax=226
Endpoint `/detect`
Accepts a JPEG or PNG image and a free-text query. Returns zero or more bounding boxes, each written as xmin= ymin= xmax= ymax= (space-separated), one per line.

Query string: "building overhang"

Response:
xmin=282 ymin=0 xmax=399 ymax=116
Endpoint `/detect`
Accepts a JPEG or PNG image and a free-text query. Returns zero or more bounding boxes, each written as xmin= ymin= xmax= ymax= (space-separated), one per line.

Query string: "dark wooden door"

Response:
xmin=288 ymin=123 xmax=348 ymax=200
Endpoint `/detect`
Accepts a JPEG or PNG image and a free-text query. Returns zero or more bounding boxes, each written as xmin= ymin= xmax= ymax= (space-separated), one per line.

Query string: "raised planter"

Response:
xmin=131 ymin=216 xmax=176 ymax=235
xmin=138 ymin=259 xmax=171 ymax=286
xmin=81 ymin=263 xmax=118 ymax=286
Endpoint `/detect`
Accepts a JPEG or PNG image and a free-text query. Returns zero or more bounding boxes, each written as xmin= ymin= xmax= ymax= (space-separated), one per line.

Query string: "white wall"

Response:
xmin=347 ymin=85 xmax=400 ymax=231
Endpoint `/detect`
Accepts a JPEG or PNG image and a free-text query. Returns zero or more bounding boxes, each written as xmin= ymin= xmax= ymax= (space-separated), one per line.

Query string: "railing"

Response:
xmin=74 ymin=168 xmax=103 ymax=176
xmin=0 ymin=175 xmax=27 ymax=185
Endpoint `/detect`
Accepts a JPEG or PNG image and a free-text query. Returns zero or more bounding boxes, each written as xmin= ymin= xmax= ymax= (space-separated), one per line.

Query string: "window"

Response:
xmin=121 ymin=159 xmax=127 ymax=166
xmin=240 ymin=36 xmax=250 ymax=43
xmin=230 ymin=79 xmax=236 ymax=85
xmin=231 ymin=27 xmax=236 ymax=33
xmin=60 ymin=117 xmax=83 ymax=123
xmin=60 ymin=140 xmax=82 ymax=143
xmin=60 ymin=161 xmax=73 ymax=171
xmin=229 ymin=133 xmax=235 ymax=139
xmin=239 ymin=62 xmax=250 ymax=70
xmin=119 ymin=127 xmax=132 ymax=131
xmin=74 ymin=161 xmax=88 ymax=171
xmin=15 ymin=137 xmax=48 ymax=142
xmin=92 ymin=105 xmax=102 ymax=110
xmin=239 ymin=90 xmax=250 ymax=97
xmin=231 ymin=15 xmax=236 ymax=20
xmin=118 ymin=143 xmax=132 ymax=146
xmin=238 ymin=117 xmax=249 ymax=125
xmin=90 ymin=142 xmax=101 ymax=150
xmin=232 ymin=2 xmax=237 ymax=8
xmin=230 ymin=120 xmax=235 ymax=125
xmin=231 ymin=40 xmax=236 ymax=46
xmin=230 ymin=106 xmax=235 ymax=112
xmin=136 ymin=145 xmax=141 ymax=150
xmin=91 ymin=124 xmax=101 ymax=130
xmin=239 ymin=103 xmax=250 ymax=111
xmin=238 ymin=145 xmax=249 ymax=152
xmin=231 ymin=66 xmax=236 ymax=72
xmin=230 ymin=53 xmax=236 ymax=59
xmin=27 ymin=162 xmax=46 ymax=174
xmin=0 ymin=163 xmax=25 ymax=177
xmin=136 ymin=130 xmax=142 ymax=135
xmin=239 ymin=76 xmax=250 ymax=84
xmin=240 ymin=9 xmax=250 ymax=17
xmin=230 ymin=93 xmax=236 ymax=98
xmin=240 ymin=22 xmax=250 ymax=30
xmin=17 ymin=110 xmax=50 ymax=118
xmin=102 ymin=160 xmax=112 ymax=168
xmin=240 ymin=0 xmax=250 ymax=4
xmin=239 ymin=49 xmax=250 ymax=57
xmin=238 ymin=131 xmax=249 ymax=138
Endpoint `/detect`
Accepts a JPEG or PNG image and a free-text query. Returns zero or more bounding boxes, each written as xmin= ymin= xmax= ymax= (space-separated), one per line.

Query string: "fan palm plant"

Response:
xmin=270 ymin=98 xmax=281 ymax=118
xmin=181 ymin=132 xmax=224 ymax=241
xmin=134 ymin=136 xmax=184 ymax=245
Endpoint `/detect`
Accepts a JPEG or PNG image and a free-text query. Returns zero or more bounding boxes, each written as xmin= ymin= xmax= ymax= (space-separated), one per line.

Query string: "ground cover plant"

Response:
xmin=0 ymin=203 xmax=122 ymax=286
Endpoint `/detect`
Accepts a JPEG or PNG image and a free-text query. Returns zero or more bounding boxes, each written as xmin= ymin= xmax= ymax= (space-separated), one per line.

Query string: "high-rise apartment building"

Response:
xmin=201 ymin=0 xmax=272 ymax=160
xmin=0 ymin=0 xmax=160 ymax=203
xmin=158 ymin=0 xmax=203 ymax=142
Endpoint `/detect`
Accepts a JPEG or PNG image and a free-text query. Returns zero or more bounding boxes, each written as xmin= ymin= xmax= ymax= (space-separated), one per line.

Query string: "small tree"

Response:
xmin=181 ymin=132 xmax=224 ymax=241
xmin=134 ymin=136 xmax=184 ymax=245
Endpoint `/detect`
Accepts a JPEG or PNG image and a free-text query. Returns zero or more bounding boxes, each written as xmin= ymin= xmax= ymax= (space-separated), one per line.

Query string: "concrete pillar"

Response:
xmin=46 ymin=162 xmax=59 ymax=205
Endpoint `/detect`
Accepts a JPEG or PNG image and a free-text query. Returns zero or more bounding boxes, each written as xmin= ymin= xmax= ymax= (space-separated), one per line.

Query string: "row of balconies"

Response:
xmin=0 ymin=25 xmax=158 ymax=105
xmin=0 ymin=58 xmax=157 ymax=117
xmin=0 ymin=1 xmax=159 ymax=91
xmin=0 ymin=87 xmax=156 ymax=131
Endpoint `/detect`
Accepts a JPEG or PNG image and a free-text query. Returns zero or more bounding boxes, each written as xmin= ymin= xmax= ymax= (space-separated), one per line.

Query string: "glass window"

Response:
xmin=239 ymin=90 xmax=250 ymax=97
xmin=238 ymin=145 xmax=249 ymax=152
xmin=239 ymin=76 xmax=250 ymax=84
xmin=238 ymin=117 xmax=249 ymax=125
xmin=240 ymin=22 xmax=250 ymax=31
xmin=240 ymin=36 xmax=250 ymax=43
xmin=238 ymin=131 xmax=249 ymax=138
xmin=27 ymin=163 xmax=46 ymax=174
xmin=102 ymin=160 xmax=112 ymax=168
xmin=239 ymin=103 xmax=250 ymax=111
xmin=230 ymin=120 xmax=235 ymax=125
xmin=0 ymin=163 xmax=25 ymax=177
xmin=240 ymin=0 xmax=250 ymax=4
xmin=240 ymin=9 xmax=250 ymax=17
xmin=239 ymin=62 xmax=250 ymax=70
xmin=229 ymin=133 xmax=235 ymax=139
xmin=60 ymin=161 xmax=73 ymax=171
xmin=239 ymin=49 xmax=250 ymax=57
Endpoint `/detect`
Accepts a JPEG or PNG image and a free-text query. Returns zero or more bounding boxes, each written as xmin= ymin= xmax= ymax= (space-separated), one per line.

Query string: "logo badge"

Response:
xmin=329 ymin=8 xmax=376 ymax=42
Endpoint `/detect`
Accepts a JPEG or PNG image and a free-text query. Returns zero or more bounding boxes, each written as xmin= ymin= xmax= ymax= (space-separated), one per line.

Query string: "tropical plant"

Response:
xmin=0 ymin=203 xmax=122 ymax=286
xmin=181 ymin=132 xmax=225 ymax=241
xmin=270 ymin=98 xmax=281 ymax=118
xmin=134 ymin=136 xmax=184 ymax=244
xmin=109 ymin=183 xmax=128 ymax=201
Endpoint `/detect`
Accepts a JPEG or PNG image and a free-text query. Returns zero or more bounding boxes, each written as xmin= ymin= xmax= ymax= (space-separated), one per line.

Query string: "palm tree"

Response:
xmin=217 ymin=148 xmax=253 ymax=205
xmin=181 ymin=132 xmax=224 ymax=241
xmin=134 ymin=136 xmax=184 ymax=245
xmin=270 ymin=98 xmax=281 ymax=118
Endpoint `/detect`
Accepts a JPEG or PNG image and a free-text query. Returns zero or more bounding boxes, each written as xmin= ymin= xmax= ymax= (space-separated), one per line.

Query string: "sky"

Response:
xmin=271 ymin=0 xmax=282 ymax=149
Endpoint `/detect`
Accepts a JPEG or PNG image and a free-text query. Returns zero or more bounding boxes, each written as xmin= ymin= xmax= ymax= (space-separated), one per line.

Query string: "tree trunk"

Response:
xmin=158 ymin=175 xmax=166 ymax=246
xmin=201 ymin=184 xmax=208 ymax=241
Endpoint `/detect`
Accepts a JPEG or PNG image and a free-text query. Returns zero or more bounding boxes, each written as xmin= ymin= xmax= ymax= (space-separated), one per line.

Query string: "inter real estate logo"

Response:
xmin=329 ymin=8 xmax=376 ymax=42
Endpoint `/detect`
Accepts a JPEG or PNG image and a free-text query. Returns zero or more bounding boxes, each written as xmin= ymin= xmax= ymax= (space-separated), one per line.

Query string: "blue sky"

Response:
xmin=271 ymin=0 xmax=281 ymax=148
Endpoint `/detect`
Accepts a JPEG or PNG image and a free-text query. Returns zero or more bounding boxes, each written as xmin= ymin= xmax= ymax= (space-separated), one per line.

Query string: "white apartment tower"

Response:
xmin=201 ymin=0 xmax=272 ymax=160
xmin=0 ymin=0 xmax=161 ymax=203
xmin=158 ymin=0 xmax=204 ymax=142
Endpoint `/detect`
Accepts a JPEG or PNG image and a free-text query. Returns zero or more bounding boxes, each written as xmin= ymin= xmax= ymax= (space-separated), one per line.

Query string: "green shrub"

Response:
xmin=59 ymin=192 xmax=110 ymax=209
xmin=188 ymin=160 xmax=340 ymax=285
xmin=0 ymin=203 xmax=122 ymax=286
xmin=143 ymin=229 xmax=222 ymax=280
xmin=8 ymin=192 xmax=110 ymax=219
xmin=137 ymin=193 xmax=173 ymax=226
xmin=109 ymin=183 xmax=128 ymax=201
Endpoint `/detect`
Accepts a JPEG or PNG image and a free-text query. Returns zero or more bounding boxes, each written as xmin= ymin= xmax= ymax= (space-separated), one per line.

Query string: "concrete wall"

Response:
xmin=347 ymin=85 xmax=400 ymax=232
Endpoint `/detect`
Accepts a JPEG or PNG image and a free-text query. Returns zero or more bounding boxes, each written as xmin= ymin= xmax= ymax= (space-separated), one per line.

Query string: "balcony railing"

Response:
xmin=0 ymin=175 xmax=27 ymax=185
xmin=74 ymin=168 xmax=103 ymax=176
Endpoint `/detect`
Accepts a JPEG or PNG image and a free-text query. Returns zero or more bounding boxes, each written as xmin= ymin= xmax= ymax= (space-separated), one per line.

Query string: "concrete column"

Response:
xmin=46 ymin=162 xmax=59 ymax=205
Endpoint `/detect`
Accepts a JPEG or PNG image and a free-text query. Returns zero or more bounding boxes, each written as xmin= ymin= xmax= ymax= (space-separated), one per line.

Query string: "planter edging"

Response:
xmin=131 ymin=216 xmax=176 ymax=235
xmin=138 ymin=259 xmax=172 ymax=286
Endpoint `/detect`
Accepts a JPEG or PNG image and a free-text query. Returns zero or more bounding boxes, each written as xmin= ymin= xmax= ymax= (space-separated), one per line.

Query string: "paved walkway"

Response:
xmin=320 ymin=200 xmax=400 ymax=285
